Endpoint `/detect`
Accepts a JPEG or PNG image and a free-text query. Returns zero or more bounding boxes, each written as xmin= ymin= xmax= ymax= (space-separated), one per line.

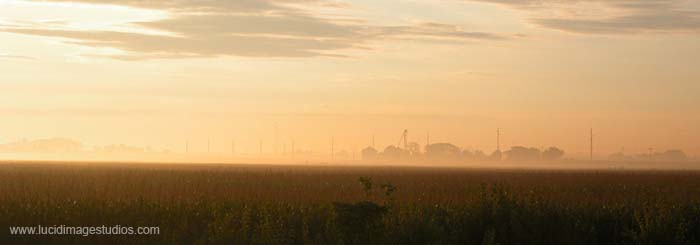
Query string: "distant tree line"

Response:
xmin=609 ymin=150 xmax=689 ymax=161
xmin=0 ymin=138 xmax=82 ymax=153
xmin=362 ymin=143 xmax=565 ymax=161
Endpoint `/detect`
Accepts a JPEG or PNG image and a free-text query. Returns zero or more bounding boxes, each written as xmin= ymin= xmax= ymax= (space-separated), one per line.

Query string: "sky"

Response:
xmin=0 ymin=0 xmax=699 ymax=159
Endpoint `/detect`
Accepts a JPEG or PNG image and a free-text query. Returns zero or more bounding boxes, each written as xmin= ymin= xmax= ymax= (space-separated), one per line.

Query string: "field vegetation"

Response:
xmin=2 ymin=162 xmax=700 ymax=244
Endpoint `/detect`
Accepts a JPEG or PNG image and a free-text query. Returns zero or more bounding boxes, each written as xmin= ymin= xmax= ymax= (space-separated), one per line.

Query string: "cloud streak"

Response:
xmin=471 ymin=0 xmax=700 ymax=34
xmin=0 ymin=0 xmax=512 ymax=59
xmin=0 ymin=54 xmax=36 ymax=60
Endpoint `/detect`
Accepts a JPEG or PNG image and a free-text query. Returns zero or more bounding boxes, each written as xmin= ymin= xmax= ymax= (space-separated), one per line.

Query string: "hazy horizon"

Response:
xmin=2 ymin=0 xmax=699 ymax=161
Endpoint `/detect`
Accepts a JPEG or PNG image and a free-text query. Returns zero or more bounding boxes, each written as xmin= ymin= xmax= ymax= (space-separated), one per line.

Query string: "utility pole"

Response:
xmin=427 ymin=131 xmax=430 ymax=147
xmin=590 ymin=128 xmax=593 ymax=161
xmin=497 ymin=128 xmax=500 ymax=152
xmin=425 ymin=131 xmax=431 ymax=154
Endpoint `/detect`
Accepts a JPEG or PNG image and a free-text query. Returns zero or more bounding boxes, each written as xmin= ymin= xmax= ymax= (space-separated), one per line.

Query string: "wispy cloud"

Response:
xmin=0 ymin=53 xmax=36 ymax=60
xmin=0 ymin=0 xmax=513 ymax=59
xmin=471 ymin=0 xmax=700 ymax=34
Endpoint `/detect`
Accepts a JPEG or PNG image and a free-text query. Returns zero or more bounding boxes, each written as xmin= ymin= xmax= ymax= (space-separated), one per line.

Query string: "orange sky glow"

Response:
xmin=1 ymin=0 xmax=699 ymax=161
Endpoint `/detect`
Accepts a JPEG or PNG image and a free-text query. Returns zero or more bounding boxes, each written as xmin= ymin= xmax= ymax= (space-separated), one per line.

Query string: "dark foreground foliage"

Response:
xmin=2 ymin=163 xmax=700 ymax=244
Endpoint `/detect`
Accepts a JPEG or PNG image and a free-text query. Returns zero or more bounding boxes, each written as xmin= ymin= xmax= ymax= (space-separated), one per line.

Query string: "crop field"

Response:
xmin=2 ymin=162 xmax=700 ymax=244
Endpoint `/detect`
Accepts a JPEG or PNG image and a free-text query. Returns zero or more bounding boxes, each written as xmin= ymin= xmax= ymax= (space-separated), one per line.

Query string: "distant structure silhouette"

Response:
xmin=398 ymin=129 xmax=408 ymax=150
xmin=362 ymin=146 xmax=378 ymax=160
xmin=382 ymin=145 xmax=409 ymax=159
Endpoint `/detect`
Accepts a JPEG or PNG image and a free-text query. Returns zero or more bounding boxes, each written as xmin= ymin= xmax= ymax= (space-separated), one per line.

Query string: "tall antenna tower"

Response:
xmin=331 ymin=136 xmax=335 ymax=160
xmin=397 ymin=129 xmax=408 ymax=150
xmin=590 ymin=128 xmax=593 ymax=161
xmin=372 ymin=135 xmax=375 ymax=148
xmin=404 ymin=130 xmax=408 ymax=150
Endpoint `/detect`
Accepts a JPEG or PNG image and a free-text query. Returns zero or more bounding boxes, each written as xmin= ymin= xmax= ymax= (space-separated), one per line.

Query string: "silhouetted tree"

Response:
xmin=462 ymin=150 xmax=475 ymax=160
xmin=542 ymin=147 xmax=565 ymax=160
xmin=425 ymin=143 xmax=461 ymax=159
xmin=609 ymin=150 xmax=688 ymax=161
xmin=654 ymin=150 xmax=688 ymax=161
xmin=489 ymin=150 xmax=502 ymax=161
xmin=505 ymin=146 xmax=541 ymax=161
xmin=608 ymin=152 xmax=627 ymax=161
xmin=474 ymin=150 xmax=487 ymax=160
